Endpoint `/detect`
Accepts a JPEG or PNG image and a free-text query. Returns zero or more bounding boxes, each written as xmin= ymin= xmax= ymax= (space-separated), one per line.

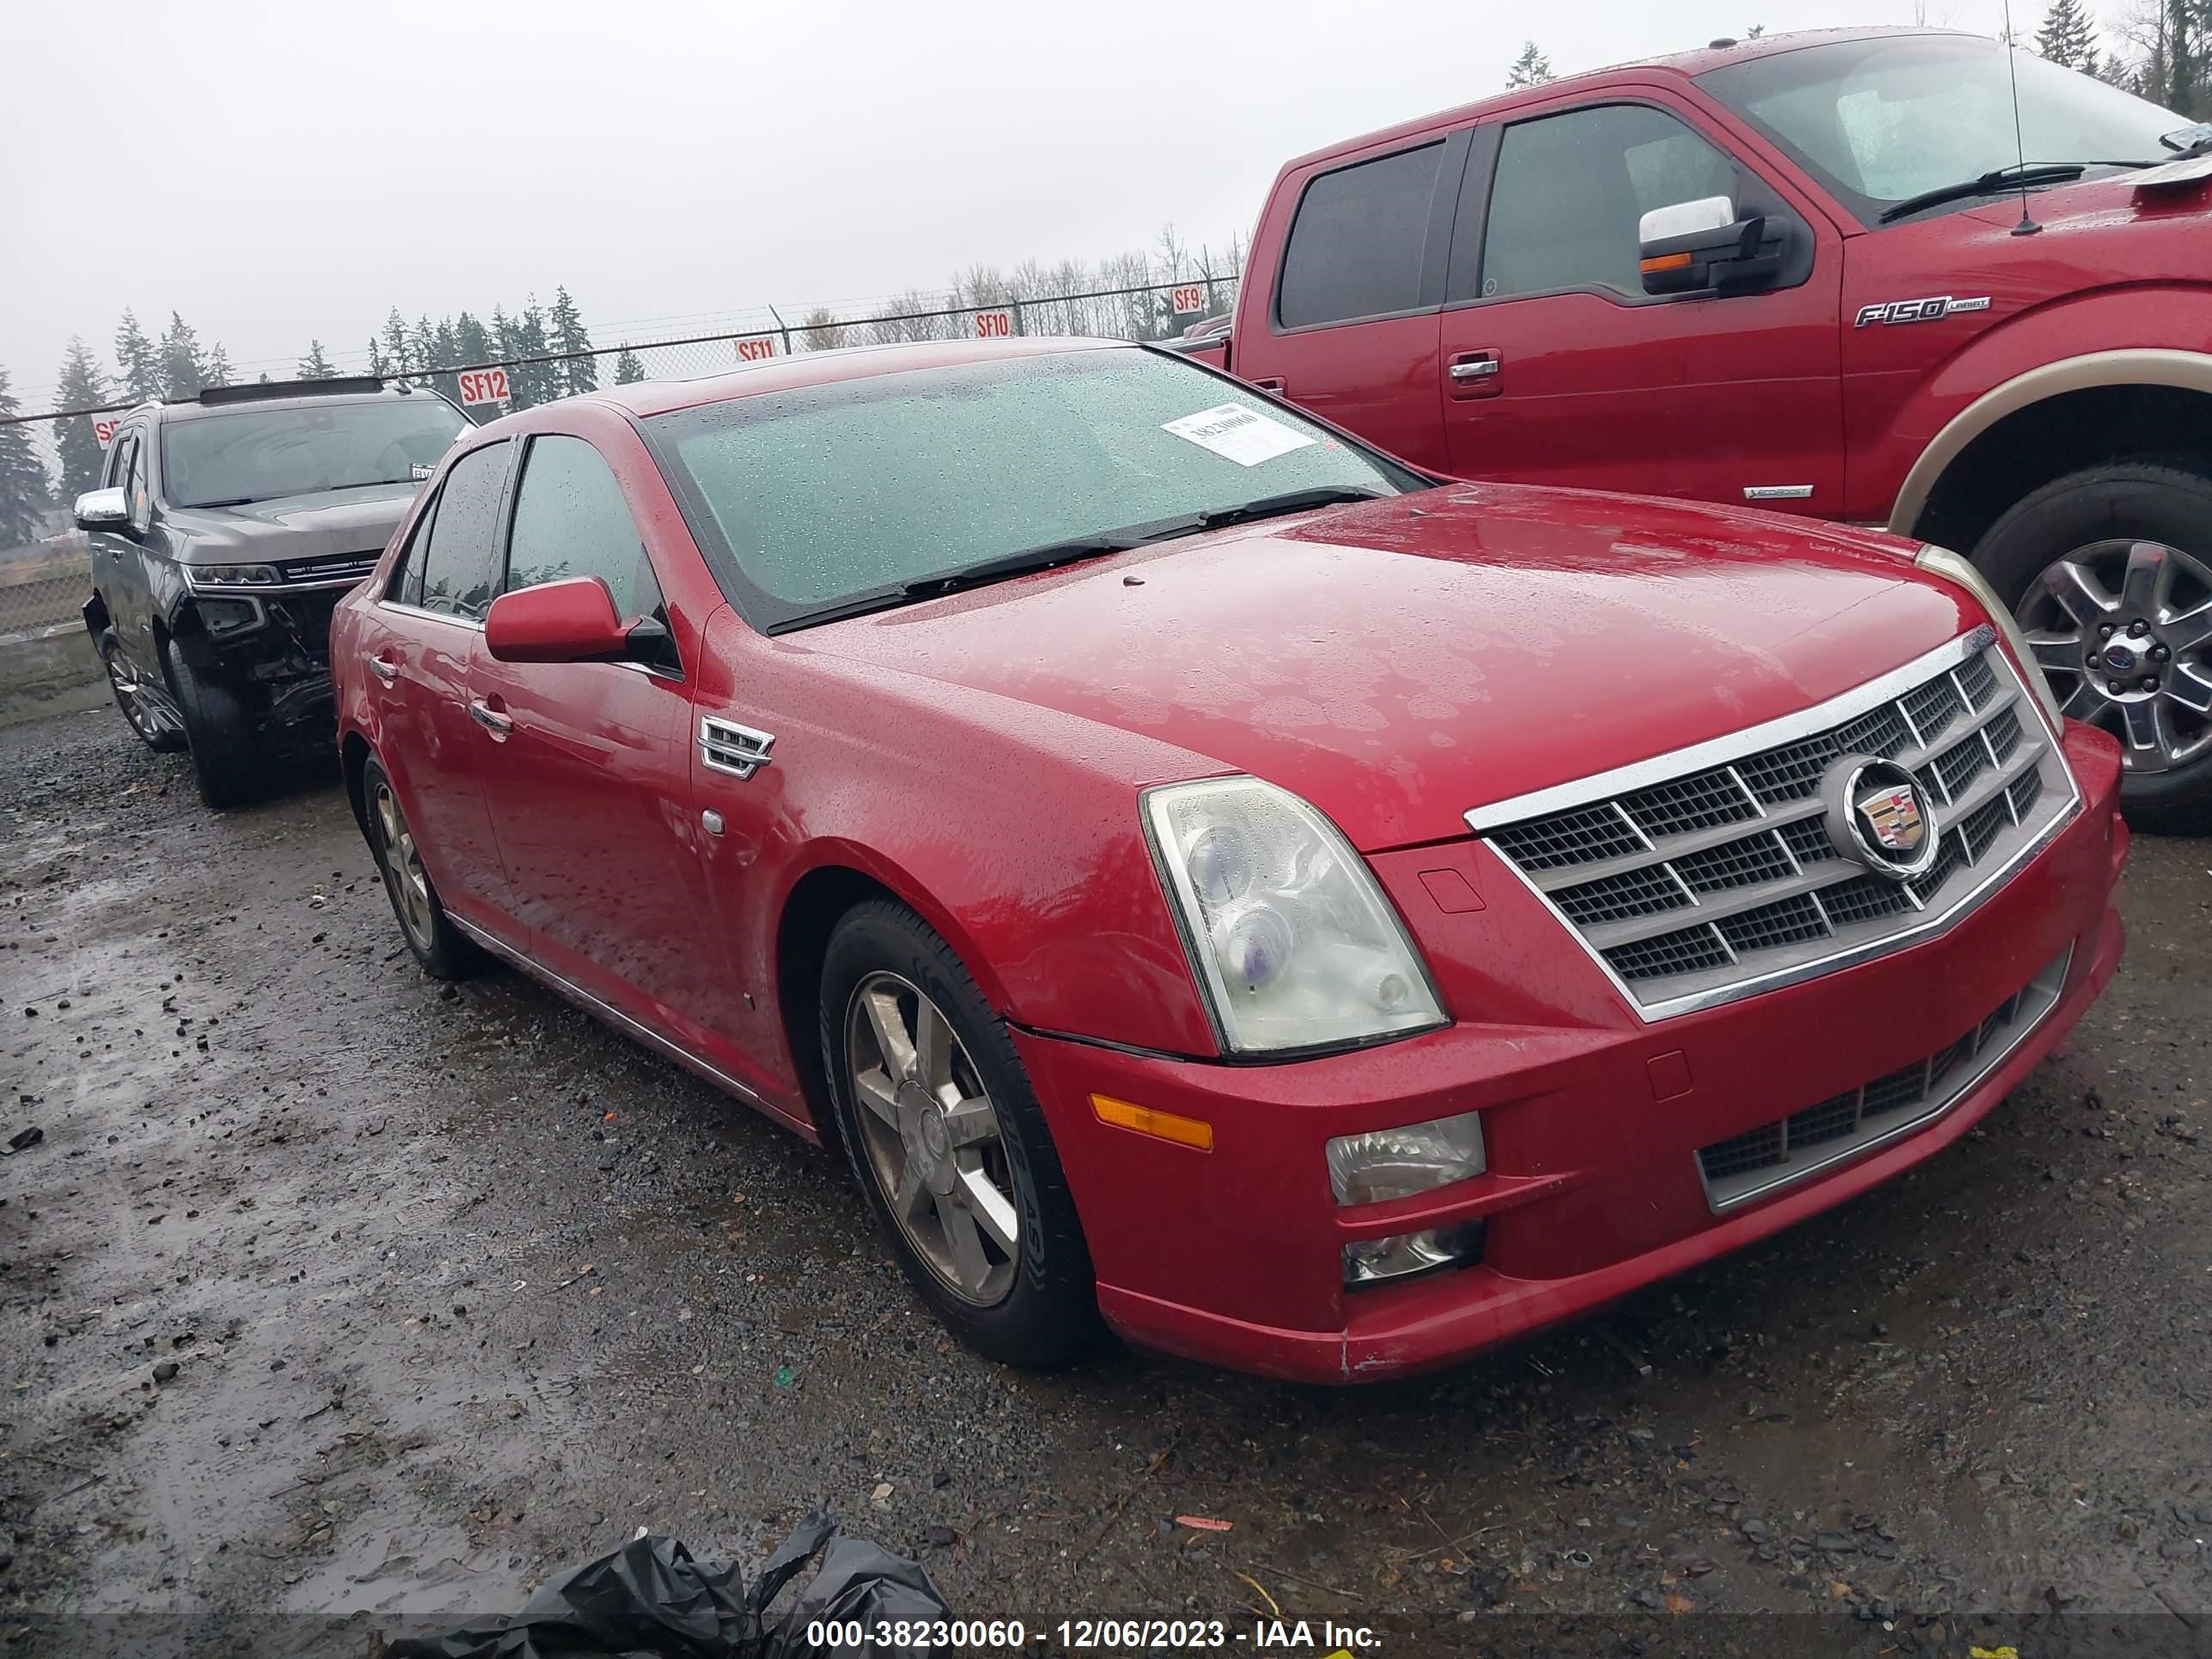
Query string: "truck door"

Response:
xmin=1437 ymin=95 xmax=1845 ymax=514
xmin=1228 ymin=133 xmax=1468 ymax=474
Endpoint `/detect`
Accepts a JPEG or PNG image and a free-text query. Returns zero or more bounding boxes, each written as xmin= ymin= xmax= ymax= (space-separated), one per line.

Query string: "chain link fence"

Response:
xmin=0 ymin=272 xmax=1241 ymax=649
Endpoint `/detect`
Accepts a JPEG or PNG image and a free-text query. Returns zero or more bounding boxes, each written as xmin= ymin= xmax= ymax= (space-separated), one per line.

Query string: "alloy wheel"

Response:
xmin=2021 ymin=538 xmax=2212 ymax=774
xmin=843 ymin=971 xmax=1019 ymax=1307
xmin=372 ymin=778 xmax=436 ymax=948
xmin=103 ymin=645 xmax=169 ymax=744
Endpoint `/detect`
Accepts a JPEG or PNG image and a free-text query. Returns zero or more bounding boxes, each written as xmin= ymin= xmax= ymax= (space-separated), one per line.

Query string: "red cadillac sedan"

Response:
xmin=332 ymin=339 xmax=2125 ymax=1382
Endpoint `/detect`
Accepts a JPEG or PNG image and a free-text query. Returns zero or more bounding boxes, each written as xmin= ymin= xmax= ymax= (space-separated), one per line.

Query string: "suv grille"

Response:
xmin=274 ymin=553 xmax=382 ymax=587
xmin=1696 ymin=948 xmax=2070 ymax=1207
xmin=1472 ymin=631 xmax=2077 ymax=1018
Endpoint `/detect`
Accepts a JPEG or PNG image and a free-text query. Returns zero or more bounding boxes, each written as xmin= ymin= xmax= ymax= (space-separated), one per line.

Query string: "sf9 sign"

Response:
xmin=456 ymin=368 xmax=511 ymax=407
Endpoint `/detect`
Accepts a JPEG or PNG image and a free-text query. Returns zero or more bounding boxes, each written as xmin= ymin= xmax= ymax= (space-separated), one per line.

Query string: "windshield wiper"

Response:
xmin=184 ymin=496 xmax=267 ymax=509
xmin=1877 ymin=161 xmax=2154 ymax=223
xmin=1197 ymin=485 xmax=1392 ymax=531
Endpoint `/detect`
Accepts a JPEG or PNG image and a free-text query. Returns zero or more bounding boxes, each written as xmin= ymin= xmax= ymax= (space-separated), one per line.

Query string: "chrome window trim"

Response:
xmin=1469 ymin=626 xmax=2083 ymax=1023
xmin=1465 ymin=628 xmax=1996 ymax=831
xmin=1697 ymin=945 xmax=2072 ymax=1212
xmin=376 ymin=599 xmax=486 ymax=632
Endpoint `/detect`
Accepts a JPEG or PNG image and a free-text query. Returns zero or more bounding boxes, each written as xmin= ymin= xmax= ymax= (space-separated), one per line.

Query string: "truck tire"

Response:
xmin=163 ymin=642 xmax=265 ymax=811
xmin=1972 ymin=462 xmax=2212 ymax=836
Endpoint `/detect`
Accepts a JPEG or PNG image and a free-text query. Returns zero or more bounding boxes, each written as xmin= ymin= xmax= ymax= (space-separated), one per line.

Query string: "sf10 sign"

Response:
xmin=456 ymin=368 xmax=511 ymax=407
xmin=1170 ymin=285 xmax=1206 ymax=315
xmin=735 ymin=335 xmax=781 ymax=363
xmin=974 ymin=308 xmax=1014 ymax=339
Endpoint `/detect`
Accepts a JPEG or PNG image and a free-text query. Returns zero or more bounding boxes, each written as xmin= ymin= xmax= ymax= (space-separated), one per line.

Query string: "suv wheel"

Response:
xmin=819 ymin=898 xmax=1100 ymax=1369
xmin=99 ymin=630 xmax=185 ymax=754
xmin=362 ymin=757 xmax=482 ymax=978
xmin=1972 ymin=462 xmax=2212 ymax=836
xmin=161 ymin=642 xmax=266 ymax=810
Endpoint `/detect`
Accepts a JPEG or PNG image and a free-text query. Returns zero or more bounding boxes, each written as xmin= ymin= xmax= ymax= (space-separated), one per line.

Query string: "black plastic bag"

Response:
xmin=383 ymin=1511 xmax=950 ymax=1659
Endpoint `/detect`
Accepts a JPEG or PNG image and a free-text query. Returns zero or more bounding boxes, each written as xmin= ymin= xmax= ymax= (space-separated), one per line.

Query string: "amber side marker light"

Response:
xmin=1640 ymin=252 xmax=1695 ymax=273
xmin=1090 ymin=1093 xmax=1214 ymax=1152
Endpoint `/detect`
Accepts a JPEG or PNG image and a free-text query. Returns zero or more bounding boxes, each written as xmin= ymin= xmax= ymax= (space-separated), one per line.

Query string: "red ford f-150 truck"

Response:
xmin=1200 ymin=27 xmax=2212 ymax=831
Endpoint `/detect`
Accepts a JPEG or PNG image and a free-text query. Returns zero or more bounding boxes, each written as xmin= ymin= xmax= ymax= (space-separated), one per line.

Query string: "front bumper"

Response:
xmin=1016 ymin=724 xmax=2127 ymax=1383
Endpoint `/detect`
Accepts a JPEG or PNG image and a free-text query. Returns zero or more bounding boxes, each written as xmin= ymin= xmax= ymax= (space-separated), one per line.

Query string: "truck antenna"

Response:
xmin=2002 ymin=0 xmax=2044 ymax=235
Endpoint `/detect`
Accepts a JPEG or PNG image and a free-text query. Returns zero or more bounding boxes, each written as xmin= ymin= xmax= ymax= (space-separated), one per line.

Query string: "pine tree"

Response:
xmin=1506 ymin=40 xmax=1554 ymax=88
xmin=2038 ymin=0 xmax=2099 ymax=68
xmin=114 ymin=310 xmax=163 ymax=405
xmin=367 ymin=337 xmax=388 ymax=377
xmin=453 ymin=312 xmax=494 ymax=370
xmin=508 ymin=301 xmax=556 ymax=409
xmin=380 ymin=309 xmax=412 ymax=377
xmin=202 ymin=343 xmax=234 ymax=389
xmin=613 ymin=345 xmax=646 ymax=384
xmin=159 ymin=312 xmax=207 ymax=400
xmin=0 ymin=367 xmax=53 ymax=547
xmin=53 ymin=337 xmax=110 ymax=501
xmin=297 ymin=340 xmax=337 ymax=380
xmin=550 ymin=286 xmax=596 ymax=395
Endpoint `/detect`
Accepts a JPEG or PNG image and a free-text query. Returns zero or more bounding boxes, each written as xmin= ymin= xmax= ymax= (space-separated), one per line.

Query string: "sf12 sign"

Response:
xmin=92 ymin=415 xmax=125 ymax=447
xmin=974 ymin=308 xmax=1014 ymax=339
xmin=456 ymin=368 xmax=511 ymax=407
xmin=735 ymin=335 xmax=781 ymax=363
xmin=1170 ymin=285 xmax=1206 ymax=315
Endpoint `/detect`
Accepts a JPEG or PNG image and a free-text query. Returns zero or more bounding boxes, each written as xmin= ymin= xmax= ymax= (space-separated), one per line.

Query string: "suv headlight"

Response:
xmin=186 ymin=563 xmax=283 ymax=588
xmin=1915 ymin=544 xmax=2063 ymax=726
xmin=1144 ymin=777 xmax=1447 ymax=1055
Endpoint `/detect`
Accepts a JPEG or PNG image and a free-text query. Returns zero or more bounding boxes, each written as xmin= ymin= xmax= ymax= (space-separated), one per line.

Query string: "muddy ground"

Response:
xmin=2 ymin=704 xmax=2207 ymax=1658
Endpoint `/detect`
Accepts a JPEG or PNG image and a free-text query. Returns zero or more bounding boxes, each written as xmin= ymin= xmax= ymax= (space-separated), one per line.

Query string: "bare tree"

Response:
xmin=799 ymin=307 xmax=843 ymax=352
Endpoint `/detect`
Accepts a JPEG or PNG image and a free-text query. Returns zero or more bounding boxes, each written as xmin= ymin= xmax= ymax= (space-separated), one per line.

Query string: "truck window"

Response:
xmin=1480 ymin=105 xmax=1735 ymax=301
xmin=1277 ymin=142 xmax=1446 ymax=329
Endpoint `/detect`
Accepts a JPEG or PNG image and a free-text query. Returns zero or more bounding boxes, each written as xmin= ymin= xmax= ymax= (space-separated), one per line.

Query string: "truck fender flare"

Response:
xmin=1887 ymin=348 xmax=2212 ymax=537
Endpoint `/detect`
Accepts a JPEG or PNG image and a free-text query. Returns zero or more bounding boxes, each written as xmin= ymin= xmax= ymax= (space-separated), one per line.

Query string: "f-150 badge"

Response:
xmin=1855 ymin=295 xmax=1993 ymax=326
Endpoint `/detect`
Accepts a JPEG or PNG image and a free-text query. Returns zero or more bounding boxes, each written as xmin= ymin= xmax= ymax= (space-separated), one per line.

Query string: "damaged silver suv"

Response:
xmin=76 ymin=378 xmax=467 ymax=807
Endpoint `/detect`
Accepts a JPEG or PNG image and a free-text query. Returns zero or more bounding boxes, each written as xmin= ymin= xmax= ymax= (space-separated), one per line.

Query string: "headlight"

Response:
xmin=1915 ymin=544 xmax=2063 ymax=726
xmin=1144 ymin=777 xmax=1447 ymax=1055
xmin=186 ymin=563 xmax=282 ymax=588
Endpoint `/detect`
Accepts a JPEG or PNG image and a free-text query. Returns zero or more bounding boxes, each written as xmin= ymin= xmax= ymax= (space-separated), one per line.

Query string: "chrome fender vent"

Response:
xmin=699 ymin=715 xmax=775 ymax=780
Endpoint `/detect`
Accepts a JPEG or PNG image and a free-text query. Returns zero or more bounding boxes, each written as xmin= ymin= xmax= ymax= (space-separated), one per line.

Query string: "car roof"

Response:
xmin=154 ymin=387 xmax=455 ymax=425
xmin=1283 ymin=27 xmax=1973 ymax=172
xmin=563 ymin=337 xmax=1136 ymax=422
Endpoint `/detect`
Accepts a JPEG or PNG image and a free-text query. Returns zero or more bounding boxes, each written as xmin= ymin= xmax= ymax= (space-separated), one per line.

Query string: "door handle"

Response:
xmin=1447 ymin=349 xmax=1504 ymax=399
xmin=368 ymin=655 xmax=398 ymax=684
xmin=1250 ymin=376 xmax=1287 ymax=395
xmin=467 ymin=696 xmax=513 ymax=738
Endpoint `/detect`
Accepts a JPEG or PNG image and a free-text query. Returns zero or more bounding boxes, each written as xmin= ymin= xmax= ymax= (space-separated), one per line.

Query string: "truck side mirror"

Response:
xmin=75 ymin=488 xmax=131 ymax=532
xmin=1638 ymin=195 xmax=1788 ymax=295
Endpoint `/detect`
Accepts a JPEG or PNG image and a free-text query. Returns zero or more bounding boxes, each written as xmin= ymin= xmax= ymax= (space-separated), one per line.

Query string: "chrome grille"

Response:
xmin=1696 ymin=949 xmax=2070 ymax=1208
xmin=275 ymin=553 xmax=382 ymax=586
xmin=1470 ymin=631 xmax=2079 ymax=1018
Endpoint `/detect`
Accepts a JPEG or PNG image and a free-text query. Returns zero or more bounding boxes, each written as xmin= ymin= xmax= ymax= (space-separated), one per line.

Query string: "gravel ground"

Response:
xmin=3 ymin=704 xmax=2208 ymax=1658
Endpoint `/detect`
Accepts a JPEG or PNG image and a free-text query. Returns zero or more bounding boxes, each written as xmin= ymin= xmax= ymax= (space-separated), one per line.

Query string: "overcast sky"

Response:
xmin=3 ymin=0 xmax=2023 ymax=407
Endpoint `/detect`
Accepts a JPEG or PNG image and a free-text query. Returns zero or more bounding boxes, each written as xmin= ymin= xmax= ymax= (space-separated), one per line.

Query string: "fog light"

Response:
xmin=1326 ymin=1111 xmax=1485 ymax=1206
xmin=1343 ymin=1221 xmax=1484 ymax=1288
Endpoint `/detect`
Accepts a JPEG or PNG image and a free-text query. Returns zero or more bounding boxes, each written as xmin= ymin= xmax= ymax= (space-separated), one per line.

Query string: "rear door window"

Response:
xmin=1276 ymin=142 xmax=1448 ymax=329
xmin=387 ymin=492 xmax=441 ymax=607
xmin=416 ymin=442 xmax=512 ymax=621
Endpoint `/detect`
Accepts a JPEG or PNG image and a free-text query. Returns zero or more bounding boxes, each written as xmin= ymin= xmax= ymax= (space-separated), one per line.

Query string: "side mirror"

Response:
xmin=1638 ymin=195 xmax=1787 ymax=295
xmin=483 ymin=577 xmax=634 ymax=664
xmin=75 ymin=488 xmax=131 ymax=532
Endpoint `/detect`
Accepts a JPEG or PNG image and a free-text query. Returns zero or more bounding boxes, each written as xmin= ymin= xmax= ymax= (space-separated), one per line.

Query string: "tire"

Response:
xmin=98 ymin=629 xmax=185 ymax=754
xmin=361 ymin=756 xmax=483 ymax=979
xmin=1972 ymin=461 xmax=2212 ymax=836
xmin=819 ymin=898 xmax=1101 ymax=1369
xmin=162 ymin=642 xmax=265 ymax=810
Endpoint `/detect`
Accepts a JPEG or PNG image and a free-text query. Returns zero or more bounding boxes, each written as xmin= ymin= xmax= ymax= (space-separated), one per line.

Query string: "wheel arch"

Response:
xmin=1889 ymin=349 xmax=2212 ymax=552
xmin=81 ymin=592 xmax=111 ymax=640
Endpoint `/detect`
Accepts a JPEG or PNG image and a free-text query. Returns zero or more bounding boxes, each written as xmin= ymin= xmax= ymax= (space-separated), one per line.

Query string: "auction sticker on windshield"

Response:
xmin=1162 ymin=403 xmax=1316 ymax=467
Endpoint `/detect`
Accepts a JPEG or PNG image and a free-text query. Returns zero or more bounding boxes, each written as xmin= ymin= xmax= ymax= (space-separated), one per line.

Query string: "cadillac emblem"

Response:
xmin=1825 ymin=757 xmax=1942 ymax=882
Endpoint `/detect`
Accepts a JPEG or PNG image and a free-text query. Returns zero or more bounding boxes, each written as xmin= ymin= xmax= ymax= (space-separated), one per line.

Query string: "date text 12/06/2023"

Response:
xmin=800 ymin=1617 xmax=1384 ymax=1653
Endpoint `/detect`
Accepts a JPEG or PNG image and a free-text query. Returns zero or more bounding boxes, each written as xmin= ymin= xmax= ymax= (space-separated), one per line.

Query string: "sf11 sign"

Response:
xmin=735 ymin=335 xmax=781 ymax=363
xmin=456 ymin=368 xmax=511 ymax=408
xmin=974 ymin=308 xmax=1014 ymax=339
xmin=1170 ymin=285 xmax=1206 ymax=315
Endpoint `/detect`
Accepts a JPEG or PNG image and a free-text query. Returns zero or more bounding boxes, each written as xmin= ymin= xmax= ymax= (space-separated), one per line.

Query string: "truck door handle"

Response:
xmin=368 ymin=654 xmax=398 ymax=684
xmin=468 ymin=696 xmax=513 ymax=738
xmin=1448 ymin=349 xmax=1504 ymax=399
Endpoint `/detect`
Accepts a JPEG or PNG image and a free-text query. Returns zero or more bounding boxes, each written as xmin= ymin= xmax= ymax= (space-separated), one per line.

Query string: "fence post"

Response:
xmin=768 ymin=305 xmax=794 ymax=357
xmin=1012 ymin=300 xmax=1025 ymax=337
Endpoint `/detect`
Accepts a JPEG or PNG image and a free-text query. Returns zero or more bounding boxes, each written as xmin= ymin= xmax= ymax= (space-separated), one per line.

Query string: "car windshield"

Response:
xmin=1701 ymin=34 xmax=2183 ymax=225
xmin=161 ymin=398 xmax=468 ymax=509
xmin=644 ymin=348 xmax=1422 ymax=630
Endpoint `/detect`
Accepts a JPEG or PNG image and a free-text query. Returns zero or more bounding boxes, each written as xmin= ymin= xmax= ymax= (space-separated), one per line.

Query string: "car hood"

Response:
xmin=803 ymin=486 xmax=1979 ymax=851
xmin=167 ymin=481 xmax=420 ymax=564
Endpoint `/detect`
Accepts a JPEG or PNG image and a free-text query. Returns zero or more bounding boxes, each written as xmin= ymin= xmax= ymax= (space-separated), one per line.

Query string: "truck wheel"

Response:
xmin=819 ymin=898 xmax=1101 ymax=1369
xmin=1972 ymin=463 xmax=2212 ymax=836
xmin=162 ymin=642 xmax=265 ymax=811
xmin=362 ymin=756 xmax=483 ymax=978
xmin=99 ymin=630 xmax=185 ymax=754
